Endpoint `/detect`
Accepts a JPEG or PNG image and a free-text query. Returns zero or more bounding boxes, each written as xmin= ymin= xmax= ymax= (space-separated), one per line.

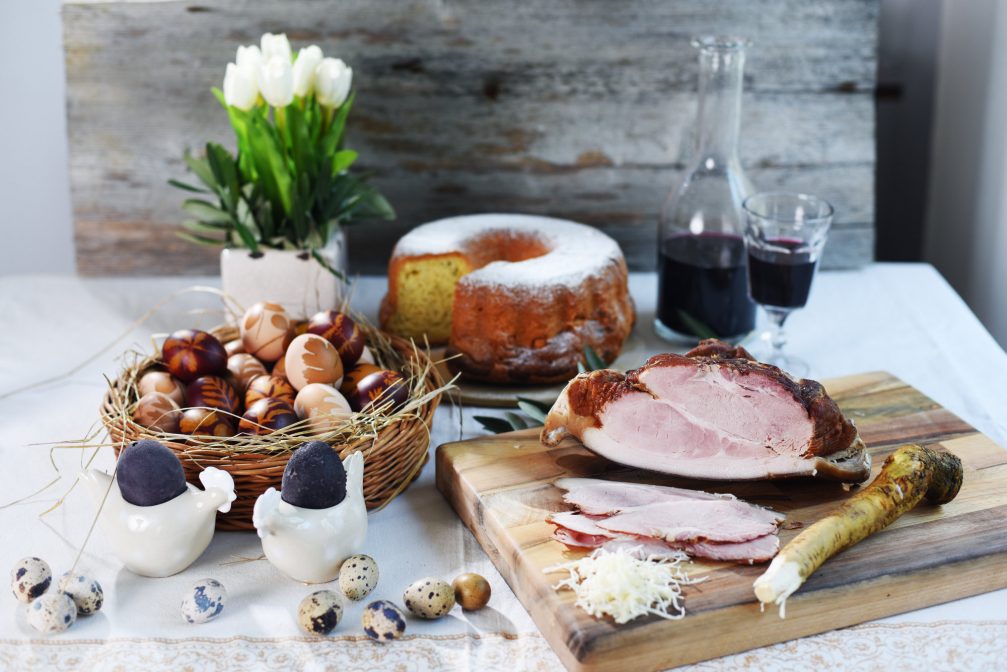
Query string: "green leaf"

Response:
xmin=310 ymin=248 xmax=346 ymax=281
xmin=504 ymin=412 xmax=530 ymax=430
xmin=473 ymin=415 xmax=519 ymax=434
xmin=246 ymin=114 xmax=294 ymax=217
xmin=516 ymin=398 xmax=550 ymax=424
xmin=168 ymin=179 xmax=209 ymax=194
xmin=176 ymin=231 xmax=224 ymax=247
xmin=182 ymin=219 xmax=228 ymax=233
xmin=583 ymin=345 xmax=607 ymax=371
xmin=206 ymin=143 xmax=241 ymax=211
xmin=184 ymin=152 xmax=218 ymax=191
xmin=675 ymin=309 xmax=718 ymax=340
xmin=331 ymin=149 xmax=358 ymax=175
xmin=182 ymin=199 xmax=233 ymax=224
xmin=211 ymin=86 xmax=228 ymax=110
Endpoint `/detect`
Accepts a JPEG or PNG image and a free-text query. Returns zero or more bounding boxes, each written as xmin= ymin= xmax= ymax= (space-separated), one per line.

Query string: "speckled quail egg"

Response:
xmin=297 ymin=590 xmax=343 ymax=635
xmin=403 ymin=577 xmax=456 ymax=619
xmin=180 ymin=578 xmax=226 ymax=624
xmin=338 ymin=554 xmax=378 ymax=601
xmin=362 ymin=600 xmax=407 ymax=642
xmin=58 ymin=572 xmax=104 ymax=615
xmin=10 ymin=556 xmax=52 ymax=604
xmin=27 ymin=592 xmax=77 ymax=634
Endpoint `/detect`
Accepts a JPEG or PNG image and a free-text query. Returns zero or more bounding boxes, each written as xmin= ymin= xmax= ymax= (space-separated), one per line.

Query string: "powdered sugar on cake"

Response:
xmin=392 ymin=214 xmax=624 ymax=291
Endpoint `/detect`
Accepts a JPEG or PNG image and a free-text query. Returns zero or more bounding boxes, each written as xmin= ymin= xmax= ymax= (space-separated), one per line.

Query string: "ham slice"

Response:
xmin=547 ymin=477 xmax=783 ymax=564
xmin=541 ymin=339 xmax=870 ymax=482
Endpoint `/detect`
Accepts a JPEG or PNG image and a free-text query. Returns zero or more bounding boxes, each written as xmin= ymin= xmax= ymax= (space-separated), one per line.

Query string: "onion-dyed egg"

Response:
xmin=307 ymin=311 xmax=366 ymax=369
xmin=240 ymin=301 xmax=292 ymax=363
xmin=271 ymin=354 xmax=288 ymax=380
xmin=245 ymin=374 xmax=296 ymax=407
xmin=351 ymin=370 xmax=409 ymax=414
xmin=292 ymin=320 xmax=310 ymax=337
xmin=137 ymin=371 xmax=185 ymax=406
xmin=358 ymin=346 xmax=376 ymax=365
xmin=179 ymin=408 xmax=235 ymax=437
xmin=284 ymin=334 xmax=344 ymax=391
xmin=294 ymin=384 xmax=353 ymax=432
xmin=339 ymin=363 xmax=382 ymax=398
xmin=133 ymin=392 xmax=182 ymax=433
xmin=116 ymin=439 xmax=188 ymax=506
xmin=227 ymin=353 xmax=268 ymax=391
xmin=185 ymin=375 xmax=240 ymax=414
xmin=162 ymin=330 xmax=228 ymax=383
xmin=224 ymin=339 xmax=245 ymax=356
xmin=239 ymin=398 xmax=298 ymax=435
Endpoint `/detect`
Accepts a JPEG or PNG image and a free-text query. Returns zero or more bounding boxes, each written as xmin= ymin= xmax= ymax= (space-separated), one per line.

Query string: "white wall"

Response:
xmin=0 ymin=0 xmax=75 ymax=275
xmin=925 ymin=0 xmax=1007 ymax=347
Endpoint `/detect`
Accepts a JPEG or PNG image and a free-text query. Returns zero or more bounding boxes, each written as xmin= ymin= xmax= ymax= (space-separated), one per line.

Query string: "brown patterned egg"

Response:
xmin=133 ymin=392 xmax=182 ymax=433
xmin=162 ymin=330 xmax=228 ymax=383
xmin=350 ymin=370 xmax=409 ymax=414
xmin=238 ymin=398 xmax=298 ymax=435
xmin=137 ymin=371 xmax=185 ymax=406
xmin=294 ymin=384 xmax=353 ymax=432
xmin=224 ymin=339 xmax=245 ymax=356
xmin=284 ymin=334 xmax=344 ymax=391
xmin=292 ymin=320 xmax=310 ymax=337
xmin=240 ymin=301 xmax=293 ymax=363
xmin=227 ymin=353 xmax=268 ymax=391
xmin=339 ymin=363 xmax=382 ymax=398
xmin=245 ymin=374 xmax=296 ymax=407
xmin=185 ymin=375 xmax=240 ymax=414
xmin=307 ymin=311 xmax=366 ymax=368
xmin=271 ymin=354 xmax=288 ymax=380
xmin=179 ymin=408 xmax=235 ymax=437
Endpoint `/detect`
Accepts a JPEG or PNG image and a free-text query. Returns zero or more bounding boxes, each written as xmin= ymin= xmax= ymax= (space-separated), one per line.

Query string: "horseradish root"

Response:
xmin=753 ymin=444 xmax=963 ymax=616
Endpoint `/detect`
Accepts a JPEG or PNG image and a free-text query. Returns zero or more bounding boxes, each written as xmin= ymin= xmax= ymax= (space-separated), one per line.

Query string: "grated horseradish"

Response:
xmin=544 ymin=546 xmax=703 ymax=624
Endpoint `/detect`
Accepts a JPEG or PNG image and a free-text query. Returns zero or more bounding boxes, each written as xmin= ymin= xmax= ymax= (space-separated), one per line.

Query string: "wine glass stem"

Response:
xmin=765 ymin=308 xmax=790 ymax=357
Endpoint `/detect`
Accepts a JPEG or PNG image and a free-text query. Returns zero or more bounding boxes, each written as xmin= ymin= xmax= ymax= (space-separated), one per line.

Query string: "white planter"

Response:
xmin=220 ymin=230 xmax=347 ymax=321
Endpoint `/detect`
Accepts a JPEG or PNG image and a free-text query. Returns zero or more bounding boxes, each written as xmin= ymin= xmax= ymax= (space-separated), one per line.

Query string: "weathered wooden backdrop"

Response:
xmin=64 ymin=0 xmax=878 ymax=275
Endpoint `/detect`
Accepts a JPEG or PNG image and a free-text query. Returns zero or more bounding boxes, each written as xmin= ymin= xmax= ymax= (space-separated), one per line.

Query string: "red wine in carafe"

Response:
xmin=747 ymin=237 xmax=818 ymax=308
xmin=657 ymin=232 xmax=756 ymax=339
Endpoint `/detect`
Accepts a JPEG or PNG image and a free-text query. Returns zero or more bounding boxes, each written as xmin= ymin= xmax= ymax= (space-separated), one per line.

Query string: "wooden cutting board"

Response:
xmin=435 ymin=371 xmax=1007 ymax=671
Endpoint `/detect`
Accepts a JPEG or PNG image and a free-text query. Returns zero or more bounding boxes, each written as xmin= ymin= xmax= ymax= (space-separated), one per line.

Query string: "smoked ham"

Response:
xmin=542 ymin=340 xmax=870 ymax=482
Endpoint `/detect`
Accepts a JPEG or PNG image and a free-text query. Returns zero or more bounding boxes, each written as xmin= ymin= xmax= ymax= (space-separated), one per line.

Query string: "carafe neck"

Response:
xmin=693 ymin=37 xmax=747 ymax=164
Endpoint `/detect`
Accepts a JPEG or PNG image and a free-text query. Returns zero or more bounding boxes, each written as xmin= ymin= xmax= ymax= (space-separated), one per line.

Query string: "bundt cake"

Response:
xmin=379 ymin=214 xmax=635 ymax=384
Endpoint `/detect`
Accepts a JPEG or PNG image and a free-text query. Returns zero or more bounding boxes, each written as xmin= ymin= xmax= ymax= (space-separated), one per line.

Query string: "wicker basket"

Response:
xmin=99 ymin=325 xmax=444 ymax=531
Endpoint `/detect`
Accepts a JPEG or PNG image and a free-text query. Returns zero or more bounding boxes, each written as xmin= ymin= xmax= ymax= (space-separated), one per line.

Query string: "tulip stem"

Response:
xmin=321 ymin=106 xmax=335 ymax=135
xmin=274 ymin=106 xmax=287 ymax=135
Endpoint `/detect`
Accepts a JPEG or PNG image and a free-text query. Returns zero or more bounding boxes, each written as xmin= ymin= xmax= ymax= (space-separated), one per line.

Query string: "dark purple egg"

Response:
xmin=162 ymin=330 xmax=228 ymax=383
xmin=307 ymin=311 xmax=366 ymax=369
xmin=350 ymin=370 xmax=409 ymax=414
xmin=185 ymin=375 xmax=240 ymax=414
xmin=238 ymin=398 xmax=298 ymax=435
xmin=116 ymin=439 xmax=188 ymax=506
xmin=281 ymin=441 xmax=347 ymax=509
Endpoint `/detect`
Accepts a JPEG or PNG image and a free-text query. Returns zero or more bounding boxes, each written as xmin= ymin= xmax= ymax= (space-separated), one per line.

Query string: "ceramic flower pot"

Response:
xmin=220 ymin=230 xmax=347 ymax=321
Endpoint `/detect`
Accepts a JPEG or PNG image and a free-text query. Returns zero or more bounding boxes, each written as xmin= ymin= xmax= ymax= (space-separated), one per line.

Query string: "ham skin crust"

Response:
xmin=541 ymin=339 xmax=868 ymax=482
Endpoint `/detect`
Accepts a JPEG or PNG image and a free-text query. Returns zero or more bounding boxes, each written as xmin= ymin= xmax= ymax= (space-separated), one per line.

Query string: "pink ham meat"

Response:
xmin=547 ymin=478 xmax=783 ymax=564
xmin=541 ymin=340 xmax=870 ymax=482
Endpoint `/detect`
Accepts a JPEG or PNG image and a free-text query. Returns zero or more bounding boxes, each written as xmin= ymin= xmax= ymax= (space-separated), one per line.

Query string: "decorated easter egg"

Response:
xmin=297 ymin=590 xmax=343 ymax=635
xmin=162 ymin=330 xmax=228 ymax=383
xmin=58 ymin=572 xmax=104 ymax=616
xmin=133 ymin=392 xmax=182 ymax=433
xmin=116 ymin=439 xmax=188 ymax=507
xmin=10 ymin=557 xmax=51 ymax=604
xmin=350 ymin=370 xmax=409 ymax=414
xmin=403 ymin=577 xmax=455 ymax=619
xmin=180 ymin=578 xmax=226 ymax=624
xmin=239 ymin=398 xmax=298 ymax=435
xmin=339 ymin=555 xmax=379 ymax=601
xmin=281 ymin=441 xmax=346 ymax=509
xmin=284 ymin=334 xmax=343 ymax=391
xmin=245 ymin=374 xmax=296 ymax=407
xmin=339 ymin=363 xmax=382 ymax=398
xmin=137 ymin=371 xmax=185 ymax=406
xmin=224 ymin=339 xmax=245 ymax=356
xmin=293 ymin=384 xmax=353 ymax=432
xmin=226 ymin=353 xmax=268 ymax=391
xmin=293 ymin=320 xmax=310 ymax=337
xmin=362 ymin=600 xmax=406 ymax=642
xmin=27 ymin=592 xmax=77 ymax=634
xmin=307 ymin=311 xmax=366 ymax=368
xmin=271 ymin=354 xmax=287 ymax=379
xmin=185 ymin=376 xmax=240 ymax=414
xmin=179 ymin=408 xmax=235 ymax=437
xmin=240 ymin=301 xmax=292 ymax=363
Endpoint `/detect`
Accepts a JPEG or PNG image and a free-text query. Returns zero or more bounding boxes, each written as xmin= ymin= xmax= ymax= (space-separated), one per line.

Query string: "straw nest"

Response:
xmin=99 ymin=323 xmax=450 ymax=531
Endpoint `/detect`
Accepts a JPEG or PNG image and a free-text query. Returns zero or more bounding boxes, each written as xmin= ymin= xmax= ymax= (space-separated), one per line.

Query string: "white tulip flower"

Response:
xmin=258 ymin=55 xmax=294 ymax=108
xmin=260 ymin=33 xmax=292 ymax=63
xmin=314 ymin=58 xmax=353 ymax=108
xmin=291 ymin=45 xmax=324 ymax=97
xmin=236 ymin=44 xmax=262 ymax=73
xmin=223 ymin=62 xmax=258 ymax=111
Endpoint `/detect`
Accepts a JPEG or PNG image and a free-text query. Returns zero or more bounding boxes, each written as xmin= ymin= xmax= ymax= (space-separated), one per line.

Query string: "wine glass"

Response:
xmin=742 ymin=192 xmax=833 ymax=376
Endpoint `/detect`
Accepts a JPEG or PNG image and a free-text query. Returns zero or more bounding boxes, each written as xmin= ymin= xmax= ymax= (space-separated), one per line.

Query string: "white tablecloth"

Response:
xmin=0 ymin=265 xmax=1005 ymax=671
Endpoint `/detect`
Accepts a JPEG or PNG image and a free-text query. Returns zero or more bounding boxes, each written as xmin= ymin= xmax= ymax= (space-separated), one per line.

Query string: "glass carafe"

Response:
xmin=655 ymin=36 xmax=756 ymax=344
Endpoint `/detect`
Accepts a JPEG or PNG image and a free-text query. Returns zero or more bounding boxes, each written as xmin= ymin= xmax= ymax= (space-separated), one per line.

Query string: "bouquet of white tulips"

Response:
xmin=171 ymin=33 xmax=393 ymax=274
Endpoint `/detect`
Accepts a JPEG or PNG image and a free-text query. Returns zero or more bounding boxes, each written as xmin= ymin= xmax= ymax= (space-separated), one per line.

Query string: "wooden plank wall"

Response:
xmin=64 ymin=0 xmax=878 ymax=276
